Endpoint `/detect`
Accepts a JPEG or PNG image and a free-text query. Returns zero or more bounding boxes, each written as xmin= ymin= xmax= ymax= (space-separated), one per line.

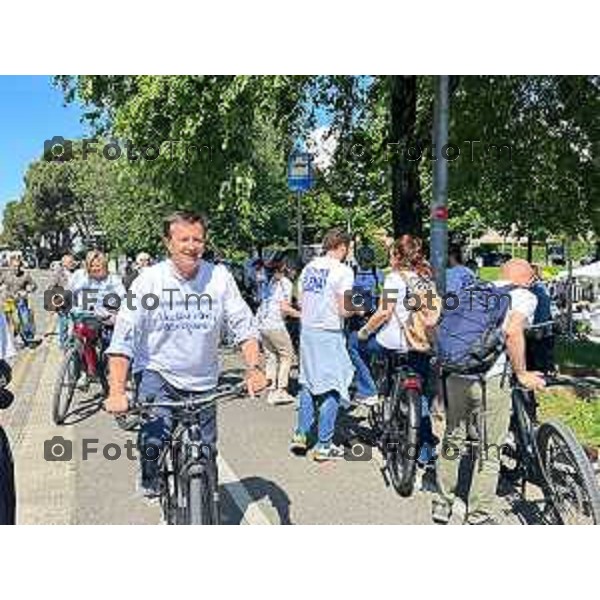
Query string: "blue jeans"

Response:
xmin=348 ymin=331 xmax=437 ymax=463
xmin=297 ymin=386 xmax=341 ymax=446
xmin=348 ymin=330 xmax=385 ymax=398
xmin=136 ymin=370 xmax=217 ymax=489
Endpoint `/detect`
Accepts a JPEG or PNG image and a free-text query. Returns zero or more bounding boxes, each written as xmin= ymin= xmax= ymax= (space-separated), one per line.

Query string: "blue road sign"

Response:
xmin=287 ymin=151 xmax=314 ymax=192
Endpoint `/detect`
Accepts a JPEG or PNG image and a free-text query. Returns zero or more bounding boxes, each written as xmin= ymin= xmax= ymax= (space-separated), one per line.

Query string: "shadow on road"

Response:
xmin=61 ymin=393 xmax=104 ymax=425
xmin=222 ymin=476 xmax=292 ymax=525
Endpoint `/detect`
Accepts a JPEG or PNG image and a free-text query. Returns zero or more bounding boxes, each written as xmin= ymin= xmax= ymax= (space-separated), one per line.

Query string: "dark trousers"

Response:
xmin=136 ymin=370 xmax=217 ymax=488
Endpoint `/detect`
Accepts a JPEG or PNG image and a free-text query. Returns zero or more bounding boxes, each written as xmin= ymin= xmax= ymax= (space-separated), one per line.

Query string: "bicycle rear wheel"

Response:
xmin=52 ymin=348 xmax=81 ymax=425
xmin=385 ymin=379 xmax=419 ymax=497
xmin=536 ymin=419 xmax=600 ymax=524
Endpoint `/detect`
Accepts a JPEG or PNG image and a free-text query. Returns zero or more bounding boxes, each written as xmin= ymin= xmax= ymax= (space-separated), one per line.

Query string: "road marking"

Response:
xmin=217 ymin=454 xmax=273 ymax=525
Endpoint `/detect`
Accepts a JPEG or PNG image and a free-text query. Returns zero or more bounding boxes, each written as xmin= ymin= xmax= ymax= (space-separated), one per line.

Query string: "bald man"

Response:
xmin=433 ymin=259 xmax=546 ymax=525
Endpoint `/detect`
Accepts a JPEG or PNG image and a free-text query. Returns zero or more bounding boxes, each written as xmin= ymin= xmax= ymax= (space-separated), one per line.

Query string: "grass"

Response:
xmin=479 ymin=265 xmax=562 ymax=282
xmin=555 ymin=340 xmax=600 ymax=371
xmin=537 ymin=389 xmax=600 ymax=448
xmin=539 ymin=339 xmax=600 ymax=449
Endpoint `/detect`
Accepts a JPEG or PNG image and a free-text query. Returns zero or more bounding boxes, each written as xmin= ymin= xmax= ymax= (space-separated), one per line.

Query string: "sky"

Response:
xmin=0 ymin=76 xmax=337 ymax=228
xmin=0 ymin=75 xmax=88 ymax=222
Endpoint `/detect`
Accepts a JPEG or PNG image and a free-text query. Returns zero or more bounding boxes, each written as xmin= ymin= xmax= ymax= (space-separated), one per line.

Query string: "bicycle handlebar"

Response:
xmin=126 ymin=382 xmax=246 ymax=414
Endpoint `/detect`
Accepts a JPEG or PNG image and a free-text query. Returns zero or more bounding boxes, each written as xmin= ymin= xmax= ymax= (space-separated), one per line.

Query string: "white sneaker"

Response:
xmin=267 ymin=389 xmax=294 ymax=405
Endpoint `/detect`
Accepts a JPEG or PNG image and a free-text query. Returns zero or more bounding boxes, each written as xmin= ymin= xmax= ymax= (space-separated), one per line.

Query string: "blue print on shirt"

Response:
xmin=302 ymin=268 xmax=329 ymax=294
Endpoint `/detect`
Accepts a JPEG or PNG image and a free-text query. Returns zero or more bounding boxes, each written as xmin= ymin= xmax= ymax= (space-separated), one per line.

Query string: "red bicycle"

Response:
xmin=52 ymin=312 xmax=112 ymax=425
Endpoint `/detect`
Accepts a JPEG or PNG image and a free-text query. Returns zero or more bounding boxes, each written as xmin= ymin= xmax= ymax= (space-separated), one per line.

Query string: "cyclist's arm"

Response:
xmin=505 ymin=311 xmax=527 ymax=375
xmin=361 ymin=294 xmax=396 ymax=333
xmin=505 ymin=311 xmax=545 ymax=390
xmin=107 ymin=354 xmax=130 ymax=395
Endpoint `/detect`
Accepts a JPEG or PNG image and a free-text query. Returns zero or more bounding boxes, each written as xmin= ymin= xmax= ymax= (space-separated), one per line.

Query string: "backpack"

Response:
xmin=347 ymin=266 xmax=383 ymax=331
xmin=397 ymin=271 xmax=442 ymax=353
xmin=435 ymin=281 xmax=516 ymax=375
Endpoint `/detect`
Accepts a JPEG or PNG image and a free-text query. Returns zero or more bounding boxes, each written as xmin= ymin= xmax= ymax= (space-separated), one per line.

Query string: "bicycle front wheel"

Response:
xmin=186 ymin=472 xmax=216 ymax=525
xmin=386 ymin=380 xmax=419 ymax=497
xmin=52 ymin=348 xmax=81 ymax=425
xmin=536 ymin=419 xmax=600 ymax=525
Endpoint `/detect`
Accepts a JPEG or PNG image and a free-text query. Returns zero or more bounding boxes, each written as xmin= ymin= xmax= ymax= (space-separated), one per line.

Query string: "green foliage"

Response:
xmin=555 ymin=340 xmax=600 ymax=371
xmin=538 ymin=390 xmax=600 ymax=447
xmin=5 ymin=76 xmax=597 ymax=259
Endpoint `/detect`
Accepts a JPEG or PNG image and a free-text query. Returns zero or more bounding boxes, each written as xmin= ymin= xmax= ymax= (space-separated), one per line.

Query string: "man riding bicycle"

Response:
xmin=105 ymin=211 xmax=267 ymax=499
xmin=0 ymin=254 xmax=38 ymax=345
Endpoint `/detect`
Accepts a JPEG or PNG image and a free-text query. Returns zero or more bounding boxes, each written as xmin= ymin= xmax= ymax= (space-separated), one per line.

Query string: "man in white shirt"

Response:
xmin=105 ymin=211 xmax=267 ymax=497
xmin=290 ymin=228 xmax=355 ymax=461
xmin=433 ymin=259 xmax=546 ymax=525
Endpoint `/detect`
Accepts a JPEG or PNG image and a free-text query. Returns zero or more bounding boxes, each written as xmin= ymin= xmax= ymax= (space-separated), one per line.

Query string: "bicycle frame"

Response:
xmin=510 ymin=382 xmax=569 ymax=524
xmin=129 ymin=384 xmax=243 ymax=524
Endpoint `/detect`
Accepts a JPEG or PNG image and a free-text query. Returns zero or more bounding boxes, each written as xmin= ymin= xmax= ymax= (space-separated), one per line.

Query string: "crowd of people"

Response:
xmin=0 ymin=210 xmax=559 ymax=525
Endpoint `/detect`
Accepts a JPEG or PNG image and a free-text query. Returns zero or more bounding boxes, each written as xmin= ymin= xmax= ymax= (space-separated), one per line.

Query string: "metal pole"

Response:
xmin=297 ymin=190 xmax=303 ymax=262
xmin=431 ymin=75 xmax=449 ymax=295
xmin=566 ymin=238 xmax=574 ymax=340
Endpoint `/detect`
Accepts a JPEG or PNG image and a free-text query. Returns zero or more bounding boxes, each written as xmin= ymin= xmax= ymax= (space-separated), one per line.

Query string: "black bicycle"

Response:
xmin=127 ymin=383 xmax=243 ymax=525
xmin=367 ymin=351 xmax=422 ymax=497
xmin=503 ymin=375 xmax=600 ymax=524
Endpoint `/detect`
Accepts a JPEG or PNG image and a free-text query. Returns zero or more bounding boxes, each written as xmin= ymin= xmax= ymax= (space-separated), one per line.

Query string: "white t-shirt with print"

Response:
xmin=375 ymin=271 xmax=420 ymax=351
xmin=257 ymin=276 xmax=293 ymax=331
xmin=299 ymin=256 xmax=354 ymax=331
xmin=486 ymin=280 xmax=538 ymax=378
xmin=107 ymin=260 xmax=258 ymax=391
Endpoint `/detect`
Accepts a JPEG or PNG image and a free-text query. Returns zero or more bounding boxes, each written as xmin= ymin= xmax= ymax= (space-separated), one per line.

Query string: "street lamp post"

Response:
xmin=431 ymin=75 xmax=449 ymax=295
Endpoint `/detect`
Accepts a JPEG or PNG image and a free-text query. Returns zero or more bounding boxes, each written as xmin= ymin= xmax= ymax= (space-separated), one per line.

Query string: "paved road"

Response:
xmin=2 ymin=271 xmax=587 ymax=525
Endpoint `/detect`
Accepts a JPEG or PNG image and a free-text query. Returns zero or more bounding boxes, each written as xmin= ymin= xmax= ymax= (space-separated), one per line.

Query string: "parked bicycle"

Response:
xmin=126 ymin=382 xmax=244 ymax=525
xmin=52 ymin=312 xmax=112 ymax=425
xmin=502 ymin=374 xmax=600 ymax=524
xmin=367 ymin=351 xmax=423 ymax=497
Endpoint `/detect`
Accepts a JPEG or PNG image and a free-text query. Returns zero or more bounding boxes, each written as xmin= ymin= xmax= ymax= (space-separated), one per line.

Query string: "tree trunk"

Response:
xmin=389 ymin=75 xmax=422 ymax=238
xmin=527 ymin=233 xmax=534 ymax=263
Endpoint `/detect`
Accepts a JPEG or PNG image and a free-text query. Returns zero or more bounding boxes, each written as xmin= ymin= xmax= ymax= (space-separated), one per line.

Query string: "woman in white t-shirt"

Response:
xmin=348 ymin=235 xmax=437 ymax=462
xmin=257 ymin=262 xmax=300 ymax=405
